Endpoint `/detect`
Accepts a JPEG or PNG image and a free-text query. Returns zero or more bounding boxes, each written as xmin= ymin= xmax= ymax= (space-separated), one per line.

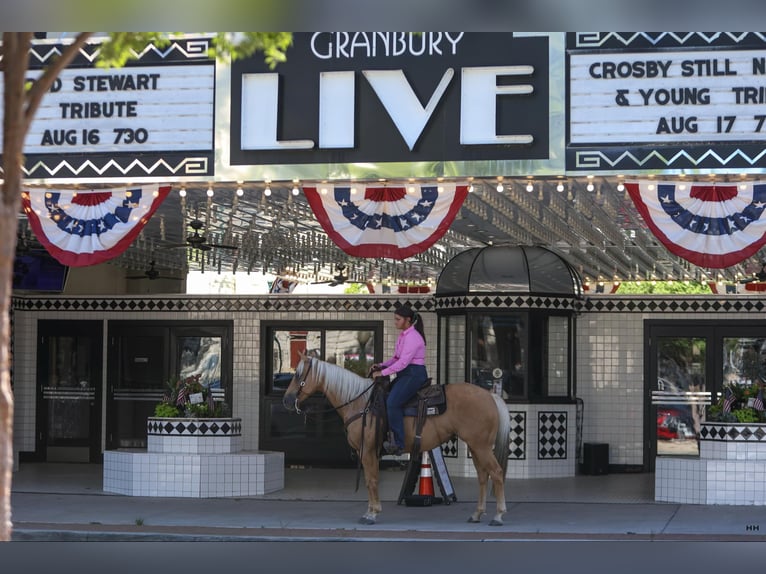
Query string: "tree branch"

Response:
xmin=23 ymin=33 xmax=93 ymax=134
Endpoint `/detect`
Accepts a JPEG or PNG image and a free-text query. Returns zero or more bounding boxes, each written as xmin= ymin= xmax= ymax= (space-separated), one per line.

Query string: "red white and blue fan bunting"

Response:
xmin=21 ymin=185 xmax=171 ymax=267
xmin=625 ymin=180 xmax=766 ymax=269
xmin=303 ymin=184 xmax=468 ymax=259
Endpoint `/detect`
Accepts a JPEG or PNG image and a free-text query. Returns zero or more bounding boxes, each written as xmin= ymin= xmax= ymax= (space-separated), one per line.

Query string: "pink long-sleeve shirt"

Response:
xmin=379 ymin=325 xmax=426 ymax=377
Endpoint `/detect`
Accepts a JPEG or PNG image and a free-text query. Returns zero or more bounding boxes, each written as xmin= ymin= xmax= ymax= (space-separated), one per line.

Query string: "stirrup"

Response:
xmin=383 ymin=440 xmax=403 ymax=456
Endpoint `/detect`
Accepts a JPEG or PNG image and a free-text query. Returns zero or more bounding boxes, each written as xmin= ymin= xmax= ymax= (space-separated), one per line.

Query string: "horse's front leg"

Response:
xmin=358 ymin=447 xmax=382 ymax=525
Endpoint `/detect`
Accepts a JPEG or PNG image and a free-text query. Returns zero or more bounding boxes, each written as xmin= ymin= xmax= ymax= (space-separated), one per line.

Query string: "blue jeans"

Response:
xmin=386 ymin=364 xmax=428 ymax=449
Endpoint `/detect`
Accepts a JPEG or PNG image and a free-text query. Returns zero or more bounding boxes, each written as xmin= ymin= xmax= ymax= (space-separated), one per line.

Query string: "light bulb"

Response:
xmin=179 ymin=188 xmax=187 ymax=197
xmin=468 ymin=184 xmax=474 ymax=193
xmin=496 ymin=183 xmax=503 ymax=192
xmin=526 ymin=183 xmax=534 ymax=192
xmin=292 ymin=186 xmax=300 ymax=196
xmin=264 ymin=186 xmax=272 ymax=197
xmin=206 ymin=186 xmax=214 ymax=197
xmin=236 ymin=186 xmax=244 ymax=197
xmin=556 ymin=183 xmax=564 ymax=192
xmin=586 ymin=183 xmax=595 ymax=192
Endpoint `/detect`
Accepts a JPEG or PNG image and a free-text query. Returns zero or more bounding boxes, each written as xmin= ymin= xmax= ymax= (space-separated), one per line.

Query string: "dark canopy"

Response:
xmin=436 ymin=245 xmax=584 ymax=297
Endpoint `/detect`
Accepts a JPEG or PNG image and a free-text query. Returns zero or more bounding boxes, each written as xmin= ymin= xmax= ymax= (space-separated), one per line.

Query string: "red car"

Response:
xmin=657 ymin=409 xmax=683 ymax=440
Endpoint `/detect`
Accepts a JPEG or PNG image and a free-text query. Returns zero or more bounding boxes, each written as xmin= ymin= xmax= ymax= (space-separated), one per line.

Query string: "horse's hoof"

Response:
xmin=359 ymin=516 xmax=376 ymax=525
xmin=489 ymin=519 xmax=503 ymax=526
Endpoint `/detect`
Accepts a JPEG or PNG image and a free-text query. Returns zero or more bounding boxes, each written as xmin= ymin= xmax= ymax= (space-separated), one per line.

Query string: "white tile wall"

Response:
xmin=103 ymin=449 xmax=284 ymax=497
xmin=657 ymin=429 xmax=766 ymax=505
xmin=11 ymin=294 xmax=765 ymax=485
xmin=443 ymin=404 xmax=577 ymax=479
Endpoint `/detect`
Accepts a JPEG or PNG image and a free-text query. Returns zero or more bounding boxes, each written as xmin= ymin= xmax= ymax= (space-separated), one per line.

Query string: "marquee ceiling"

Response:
xmin=16 ymin=176 xmax=764 ymax=288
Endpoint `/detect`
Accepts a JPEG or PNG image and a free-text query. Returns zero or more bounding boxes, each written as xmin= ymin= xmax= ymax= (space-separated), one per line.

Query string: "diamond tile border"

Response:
xmin=146 ymin=417 xmax=242 ymax=437
xmin=11 ymin=295 xmax=434 ymax=314
xmin=699 ymin=422 xmax=766 ymax=442
xmin=12 ymin=294 xmax=766 ymax=316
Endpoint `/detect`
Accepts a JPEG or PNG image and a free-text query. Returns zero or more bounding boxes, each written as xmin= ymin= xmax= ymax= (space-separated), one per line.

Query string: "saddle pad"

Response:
xmin=403 ymin=384 xmax=446 ymax=417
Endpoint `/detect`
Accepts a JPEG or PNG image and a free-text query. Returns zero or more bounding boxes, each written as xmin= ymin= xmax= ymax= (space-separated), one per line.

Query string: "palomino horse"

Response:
xmin=282 ymin=352 xmax=512 ymax=525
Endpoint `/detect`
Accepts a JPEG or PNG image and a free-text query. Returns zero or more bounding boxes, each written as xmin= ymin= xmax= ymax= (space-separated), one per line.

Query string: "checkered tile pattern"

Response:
xmin=509 ymin=411 xmax=526 ymax=460
xmin=538 ymin=411 xmax=567 ymax=459
xmin=442 ymin=437 xmax=459 ymax=458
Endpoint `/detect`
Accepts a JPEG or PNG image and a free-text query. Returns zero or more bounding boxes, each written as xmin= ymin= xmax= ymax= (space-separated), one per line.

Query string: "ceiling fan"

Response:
xmin=164 ymin=219 xmax=238 ymax=252
xmin=312 ymin=263 xmax=350 ymax=287
xmin=127 ymin=260 xmax=183 ymax=281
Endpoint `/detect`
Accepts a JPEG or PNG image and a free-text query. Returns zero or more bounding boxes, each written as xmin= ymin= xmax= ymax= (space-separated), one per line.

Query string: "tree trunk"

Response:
xmin=0 ymin=31 xmax=31 ymax=543
xmin=1 ymin=31 xmax=92 ymax=542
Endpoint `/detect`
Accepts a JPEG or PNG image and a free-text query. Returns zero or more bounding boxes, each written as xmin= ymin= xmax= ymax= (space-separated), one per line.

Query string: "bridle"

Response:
xmin=291 ymin=357 xmax=314 ymax=414
xmin=291 ymin=356 xmax=377 ymax=416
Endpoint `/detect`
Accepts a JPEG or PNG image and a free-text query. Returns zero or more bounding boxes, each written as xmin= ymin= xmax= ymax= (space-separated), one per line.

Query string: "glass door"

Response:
xmin=647 ymin=321 xmax=766 ymax=470
xmin=108 ymin=326 xmax=168 ymax=449
xmin=651 ymin=335 xmax=709 ymax=458
xmin=37 ymin=320 xmax=103 ymax=462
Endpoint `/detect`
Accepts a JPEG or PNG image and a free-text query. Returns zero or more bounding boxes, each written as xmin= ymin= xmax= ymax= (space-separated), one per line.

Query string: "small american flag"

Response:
xmin=176 ymin=384 xmax=188 ymax=406
xmin=754 ymin=388 xmax=765 ymax=412
xmin=722 ymin=387 xmax=736 ymax=413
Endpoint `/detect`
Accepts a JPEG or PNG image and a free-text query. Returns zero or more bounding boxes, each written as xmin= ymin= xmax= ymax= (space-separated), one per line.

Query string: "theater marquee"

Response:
xmin=219 ymin=32 xmax=565 ymax=182
xmin=568 ymin=32 xmax=766 ymax=173
xmin=4 ymin=36 xmax=216 ymax=181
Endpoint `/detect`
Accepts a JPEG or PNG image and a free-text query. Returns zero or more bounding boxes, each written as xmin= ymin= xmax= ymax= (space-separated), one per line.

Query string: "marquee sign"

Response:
xmin=225 ymin=32 xmax=564 ymax=181
xmin=1 ymin=36 xmax=216 ymax=180
xmin=568 ymin=32 xmax=766 ymax=172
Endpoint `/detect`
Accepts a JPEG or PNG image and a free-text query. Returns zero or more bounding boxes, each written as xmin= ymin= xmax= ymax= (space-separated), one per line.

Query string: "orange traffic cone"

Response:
xmin=417 ymin=451 xmax=435 ymax=496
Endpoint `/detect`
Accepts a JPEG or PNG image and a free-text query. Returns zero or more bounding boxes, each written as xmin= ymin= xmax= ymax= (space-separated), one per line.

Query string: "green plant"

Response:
xmin=153 ymin=403 xmax=180 ymax=418
xmin=706 ymin=381 xmax=766 ymax=423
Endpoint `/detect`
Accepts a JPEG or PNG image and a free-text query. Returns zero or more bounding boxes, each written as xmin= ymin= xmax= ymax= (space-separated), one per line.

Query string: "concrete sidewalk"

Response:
xmin=8 ymin=464 xmax=766 ymax=541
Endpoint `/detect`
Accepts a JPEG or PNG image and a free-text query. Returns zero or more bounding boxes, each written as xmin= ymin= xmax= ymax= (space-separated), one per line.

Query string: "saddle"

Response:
xmin=370 ymin=377 xmax=447 ymax=455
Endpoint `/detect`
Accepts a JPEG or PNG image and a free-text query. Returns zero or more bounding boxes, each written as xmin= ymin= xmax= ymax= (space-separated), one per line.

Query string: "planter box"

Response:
xmin=656 ymin=422 xmax=766 ymax=505
xmin=103 ymin=416 xmax=284 ymax=497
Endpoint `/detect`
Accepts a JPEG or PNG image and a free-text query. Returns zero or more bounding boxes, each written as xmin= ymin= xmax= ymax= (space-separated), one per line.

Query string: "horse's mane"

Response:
xmin=312 ymin=359 xmax=373 ymax=404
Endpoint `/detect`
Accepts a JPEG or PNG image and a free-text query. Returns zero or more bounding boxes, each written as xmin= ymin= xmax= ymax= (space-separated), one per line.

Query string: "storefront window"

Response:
xmin=469 ymin=314 xmax=527 ymax=400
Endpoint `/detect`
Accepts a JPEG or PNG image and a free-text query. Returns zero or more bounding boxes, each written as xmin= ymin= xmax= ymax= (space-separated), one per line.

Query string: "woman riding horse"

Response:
xmin=283 ymin=351 xmax=511 ymax=526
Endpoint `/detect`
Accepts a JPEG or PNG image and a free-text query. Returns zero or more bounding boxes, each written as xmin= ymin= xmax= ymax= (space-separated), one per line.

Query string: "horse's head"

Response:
xmin=282 ymin=351 xmax=320 ymax=414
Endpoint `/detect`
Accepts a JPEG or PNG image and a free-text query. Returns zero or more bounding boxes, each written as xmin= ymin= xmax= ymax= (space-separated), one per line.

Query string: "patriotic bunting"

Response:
xmin=22 ymin=185 xmax=171 ymax=267
xmin=303 ymin=184 xmax=468 ymax=259
xmin=625 ymin=181 xmax=766 ymax=269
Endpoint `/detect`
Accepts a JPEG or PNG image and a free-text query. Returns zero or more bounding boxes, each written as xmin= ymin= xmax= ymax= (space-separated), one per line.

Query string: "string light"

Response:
xmin=292 ymin=185 xmax=300 ymax=196
xmin=206 ymin=186 xmax=214 ymax=197
xmin=179 ymin=187 xmax=187 ymax=197
xmin=264 ymin=185 xmax=272 ymax=197
xmin=526 ymin=182 xmax=534 ymax=192
xmin=556 ymin=183 xmax=564 ymax=192
xmin=236 ymin=184 xmax=244 ymax=197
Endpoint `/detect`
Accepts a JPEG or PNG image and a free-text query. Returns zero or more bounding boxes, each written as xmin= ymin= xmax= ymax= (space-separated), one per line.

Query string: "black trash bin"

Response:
xmin=582 ymin=442 xmax=609 ymax=475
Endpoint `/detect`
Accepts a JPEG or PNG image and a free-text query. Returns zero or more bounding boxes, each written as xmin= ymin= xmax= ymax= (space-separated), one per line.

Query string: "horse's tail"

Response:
xmin=491 ymin=394 xmax=511 ymax=476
